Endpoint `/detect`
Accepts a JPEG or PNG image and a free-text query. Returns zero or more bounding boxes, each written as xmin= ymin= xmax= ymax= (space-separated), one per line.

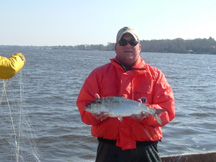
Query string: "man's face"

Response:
xmin=115 ymin=33 xmax=141 ymax=67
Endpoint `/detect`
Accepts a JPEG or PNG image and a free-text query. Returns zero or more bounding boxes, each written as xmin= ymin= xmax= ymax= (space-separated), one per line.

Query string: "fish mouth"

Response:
xmin=85 ymin=102 xmax=91 ymax=107
xmin=84 ymin=105 xmax=92 ymax=113
xmin=85 ymin=99 xmax=102 ymax=110
xmin=85 ymin=102 xmax=92 ymax=111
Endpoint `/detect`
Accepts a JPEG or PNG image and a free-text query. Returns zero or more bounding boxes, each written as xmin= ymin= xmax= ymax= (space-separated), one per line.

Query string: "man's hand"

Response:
xmin=130 ymin=97 xmax=149 ymax=121
xmin=92 ymin=93 xmax=109 ymax=121
xmin=130 ymin=112 xmax=149 ymax=121
xmin=92 ymin=112 xmax=109 ymax=121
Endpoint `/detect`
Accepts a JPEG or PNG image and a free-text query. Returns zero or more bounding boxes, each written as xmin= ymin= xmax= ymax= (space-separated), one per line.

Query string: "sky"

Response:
xmin=0 ymin=0 xmax=216 ymax=46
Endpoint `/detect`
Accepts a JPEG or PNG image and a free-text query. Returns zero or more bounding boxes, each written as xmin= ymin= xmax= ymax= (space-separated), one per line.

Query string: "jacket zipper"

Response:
xmin=113 ymin=60 xmax=127 ymax=72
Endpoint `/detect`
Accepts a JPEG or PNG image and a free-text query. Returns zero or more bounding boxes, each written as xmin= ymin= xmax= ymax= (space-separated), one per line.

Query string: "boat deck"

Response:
xmin=161 ymin=151 xmax=216 ymax=162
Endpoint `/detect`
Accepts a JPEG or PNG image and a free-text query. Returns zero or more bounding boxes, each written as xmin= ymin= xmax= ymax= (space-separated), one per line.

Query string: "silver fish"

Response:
xmin=85 ymin=96 xmax=166 ymax=125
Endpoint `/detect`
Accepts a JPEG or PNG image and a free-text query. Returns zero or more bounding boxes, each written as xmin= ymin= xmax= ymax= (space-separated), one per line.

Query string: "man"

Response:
xmin=76 ymin=27 xmax=175 ymax=162
xmin=0 ymin=53 xmax=25 ymax=79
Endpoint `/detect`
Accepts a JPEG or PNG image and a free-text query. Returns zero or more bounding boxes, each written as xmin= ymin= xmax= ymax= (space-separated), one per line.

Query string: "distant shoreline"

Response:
xmin=1 ymin=37 xmax=216 ymax=54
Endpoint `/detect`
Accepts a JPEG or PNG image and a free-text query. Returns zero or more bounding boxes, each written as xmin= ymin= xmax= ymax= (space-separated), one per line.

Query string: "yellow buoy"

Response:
xmin=0 ymin=53 xmax=25 ymax=79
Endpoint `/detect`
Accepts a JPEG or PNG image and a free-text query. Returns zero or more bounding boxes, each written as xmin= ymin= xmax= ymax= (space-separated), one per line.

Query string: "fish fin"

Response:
xmin=153 ymin=114 xmax=163 ymax=125
xmin=118 ymin=117 xmax=123 ymax=121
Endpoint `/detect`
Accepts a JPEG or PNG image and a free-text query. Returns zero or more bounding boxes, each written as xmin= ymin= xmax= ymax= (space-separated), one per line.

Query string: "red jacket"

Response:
xmin=76 ymin=56 xmax=175 ymax=150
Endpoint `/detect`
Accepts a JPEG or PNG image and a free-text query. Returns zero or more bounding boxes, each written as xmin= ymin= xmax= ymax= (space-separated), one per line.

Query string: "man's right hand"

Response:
xmin=92 ymin=93 xmax=109 ymax=121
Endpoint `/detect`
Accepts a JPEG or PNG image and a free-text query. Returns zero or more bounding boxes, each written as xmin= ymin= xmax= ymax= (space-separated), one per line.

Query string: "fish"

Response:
xmin=85 ymin=96 xmax=167 ymax=125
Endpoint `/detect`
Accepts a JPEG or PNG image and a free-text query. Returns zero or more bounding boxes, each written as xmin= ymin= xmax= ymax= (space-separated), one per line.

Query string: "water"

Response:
xmin=0 ymin=47 xmax=216 ymax=161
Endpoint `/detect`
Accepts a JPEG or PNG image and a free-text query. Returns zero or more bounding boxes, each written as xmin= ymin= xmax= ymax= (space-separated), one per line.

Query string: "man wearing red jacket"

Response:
xmin=76 ymin=27 xmax=175 ymax=162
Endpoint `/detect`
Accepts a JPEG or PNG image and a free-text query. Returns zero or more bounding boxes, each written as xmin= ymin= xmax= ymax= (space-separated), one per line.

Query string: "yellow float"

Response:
xmin=0 ymin=53 xmax=25 ymax=79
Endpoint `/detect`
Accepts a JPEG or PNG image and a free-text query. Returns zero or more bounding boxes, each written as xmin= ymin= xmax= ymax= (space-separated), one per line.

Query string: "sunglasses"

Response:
xmin=118 ymin=40 xmax=138 ymax=46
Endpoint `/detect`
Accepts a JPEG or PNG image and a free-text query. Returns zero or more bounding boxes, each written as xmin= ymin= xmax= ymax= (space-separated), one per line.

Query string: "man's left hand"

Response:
xmin=130 ymin=97 xmax=149 ymax=121
xmin=130 ymin=112 xmax=149 ymax=121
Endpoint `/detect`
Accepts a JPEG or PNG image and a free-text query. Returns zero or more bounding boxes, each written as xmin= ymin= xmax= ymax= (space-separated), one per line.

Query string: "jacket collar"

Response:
xmin=110 ymin=56 xmax=147 ymax=72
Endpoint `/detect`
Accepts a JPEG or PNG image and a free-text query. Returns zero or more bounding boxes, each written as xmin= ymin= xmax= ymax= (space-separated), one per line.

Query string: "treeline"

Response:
xmin=53 ymin=43 xmax=115 ymax=51
xmin=53 ymin=37 xmax=216 ymax=54
xmin=140 ymin=37 xmax=216 ymax=54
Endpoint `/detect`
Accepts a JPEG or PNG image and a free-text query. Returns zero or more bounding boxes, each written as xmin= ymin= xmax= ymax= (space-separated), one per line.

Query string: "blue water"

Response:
xmin=0 ymin=47 xmax=216 ymax=161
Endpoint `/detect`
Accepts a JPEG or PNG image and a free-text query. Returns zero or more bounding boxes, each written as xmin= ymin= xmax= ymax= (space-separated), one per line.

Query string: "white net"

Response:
xmin=0 ymin=72 xmax=41 ymax=162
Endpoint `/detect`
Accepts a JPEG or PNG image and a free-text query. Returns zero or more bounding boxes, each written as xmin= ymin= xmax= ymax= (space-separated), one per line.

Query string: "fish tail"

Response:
xmin=153 ymin=109 xmax=166 ymax=125
xmin=153 ymin=114 xmax=162 ymax=125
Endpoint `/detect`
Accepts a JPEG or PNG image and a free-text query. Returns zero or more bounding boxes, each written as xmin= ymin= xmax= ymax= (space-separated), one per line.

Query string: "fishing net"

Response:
xmin=0 ymin=72 xmax=41 ymax=162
